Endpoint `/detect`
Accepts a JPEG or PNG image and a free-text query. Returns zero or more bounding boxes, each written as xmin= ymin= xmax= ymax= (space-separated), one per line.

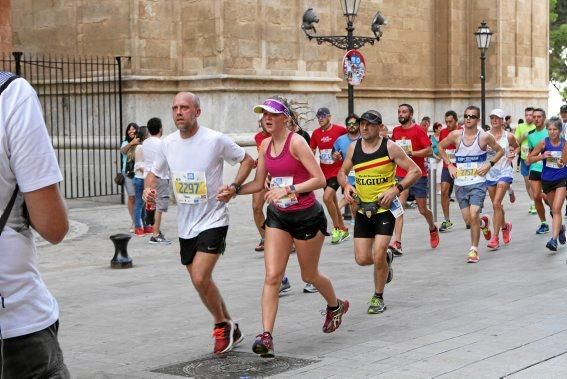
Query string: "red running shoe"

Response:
xmin=212 ymin=320 xmax=234 ymax=355
xmin=429 ymin=226 xmax=440 ymax=248
xmin=252 ymin=332 xmax=274 ymax=358
xmin=143 ymin=225 xmax=153 ymax=235
xmin=502 ymin=222 xmax=512 ymax=245
xmin=322 ymin=299 xmax=349 ymax=333
xmin=480 ymin=215 xmax=492 ymax=240
xmin=134 ymin=227 xmax=145 ymax=237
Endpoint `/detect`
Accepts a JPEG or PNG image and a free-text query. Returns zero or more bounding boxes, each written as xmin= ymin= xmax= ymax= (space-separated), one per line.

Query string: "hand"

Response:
xmin=448 ymin=164 xmax=457 ymax=178
xmin=542 ymin=151 xmax=551 ymax=159
xmin=264 ymin=187 xmax=288 ymax=204
xmin=216 ymin=184 xmax=236 ymax=203
xmin=143 ymin=188 xmax=157 ymax=203
xmin=332 ymin=151 xmax=342 ymax=161
xmin=343 ymin=184 xmax=357 ymax=204
xmin=376 ymin=187 xmax=398 ymax=209
xmin=476 ymin=163 xmax=491 ymax=177
xmin=131 ymin=137 xmax=140 ymax=145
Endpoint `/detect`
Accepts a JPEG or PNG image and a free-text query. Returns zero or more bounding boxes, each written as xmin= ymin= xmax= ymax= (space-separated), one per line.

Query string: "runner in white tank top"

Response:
xmin=485 ymin=109 xmax=519 ymax=250
xmin=438 ymin=106 xmax=504 ymax=264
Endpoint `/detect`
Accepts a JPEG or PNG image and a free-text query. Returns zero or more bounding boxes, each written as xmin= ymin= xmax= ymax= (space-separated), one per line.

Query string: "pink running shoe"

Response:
xmin=502 ymin=222 xmax=512 ymax=245
xmin=487 ymin=236 xmax=500 ymax=250
xmin=480 ymin=215 xmax=491 ymax=240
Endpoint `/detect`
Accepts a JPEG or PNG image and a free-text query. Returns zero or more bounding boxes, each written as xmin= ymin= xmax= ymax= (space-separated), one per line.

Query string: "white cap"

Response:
xmin=489 ymin=108 xmax=505 ymax=119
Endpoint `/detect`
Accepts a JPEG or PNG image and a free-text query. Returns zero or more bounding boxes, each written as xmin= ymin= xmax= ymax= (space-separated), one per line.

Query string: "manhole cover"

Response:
xmin=152 ymin=351 xmax=319 ymax=378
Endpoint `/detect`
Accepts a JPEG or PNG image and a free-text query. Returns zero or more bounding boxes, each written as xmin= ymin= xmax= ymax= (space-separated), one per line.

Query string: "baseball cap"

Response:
xmin=253 ymin=98 xmax=290 ymax=117
xmin=489 ymin=108 xmax=505 ymax=119
xmin=316 ymin=107 xmax=331 ymax=117
xmin=357 ymin=110 xmax=382 ymax=124
xmin=560 ymin=104 xmax=567 ymax=113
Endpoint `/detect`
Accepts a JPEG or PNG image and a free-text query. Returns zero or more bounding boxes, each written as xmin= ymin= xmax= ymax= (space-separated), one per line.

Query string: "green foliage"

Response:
xmin=550 ymin=0 xmax=567 ymax=99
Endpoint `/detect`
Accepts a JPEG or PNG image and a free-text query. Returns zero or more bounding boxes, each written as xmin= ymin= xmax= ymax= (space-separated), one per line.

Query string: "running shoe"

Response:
xmin=233 ymin=323 xmax=244 ymax=347
xmin=134 ymin=227 xmax=145 ymax=237
xmin=338 ymin=229 xmax=350 ymax=243
xmin=149 ymin=232 xmax=172 ymax=245
xmin=254 ymin=238 xmax=265 ymax=252
xmin=439 ymin=220 xmax=453 ymax=232
xmin=279 ymin=277 xmax=291 ymax=295
xmin=529 ymin=204 xmax=537 ymax=214
xmin=303 ymin=283 xmax=318 ymax=293
xmin=129 ymin=225 xmax=135 ymax=233
xmin=322 ymin=299 xmax=349 ymax=333
xmin=143 ymin=225 xmax=154 ymax=235
xmin=212 ymin=320 xmax=235 ymax=355
xmin=429 ymin=226 xmax=440 ymax=248
xmin=467 ymin=249 xmax=479 ymax=263
xmin=546 ymin=238 xmax=558 ymax=252
xmin=560 ymin=225 xmax=566 ymax=245
xmin=487 ymin=236 xmax=500 ymax=250
xmin=367 ymin=295 xmax=386 ymax=314
xmin=252 ymin=332 xmax=274 ymax=358
xmin=536 ymin=223 xmax=550 ymax=234
xmin=508 ymin=188 xmax=516 ymax=203
xmin=480 ymin=215 xmax=492 ymax=240
xmin=389 ymin=240 xmax=403 ymax=256
xmin=331 ymin=228 xmax=341 ymax=244
xmin=502 ymin=222 xmax=512 ymax=245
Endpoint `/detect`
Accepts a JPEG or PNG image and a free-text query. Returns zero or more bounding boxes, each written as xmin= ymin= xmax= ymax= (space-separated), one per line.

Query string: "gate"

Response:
xmin=1 ymin=52 xmax=125 ymax=200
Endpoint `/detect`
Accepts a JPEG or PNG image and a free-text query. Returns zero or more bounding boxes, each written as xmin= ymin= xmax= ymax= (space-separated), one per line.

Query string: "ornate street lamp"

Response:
xmin=474 ymin=21 xmax=493 ymax=130
xmin=301 ymin=0 xmax=386 ymax=115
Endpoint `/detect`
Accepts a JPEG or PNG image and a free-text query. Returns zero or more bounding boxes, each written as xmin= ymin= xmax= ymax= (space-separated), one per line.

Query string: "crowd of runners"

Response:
xmin=137 ymin=92 xmax=567 ymax=359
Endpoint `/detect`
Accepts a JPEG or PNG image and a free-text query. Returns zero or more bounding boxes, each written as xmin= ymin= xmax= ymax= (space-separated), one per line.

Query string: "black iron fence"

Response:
xmin=1 ymin=52 xmax=125 ymax=200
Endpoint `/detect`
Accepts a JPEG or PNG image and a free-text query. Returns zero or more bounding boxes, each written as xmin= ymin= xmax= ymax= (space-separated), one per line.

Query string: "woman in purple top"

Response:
xmin=219 ymin=97 xmax=349 ymax=358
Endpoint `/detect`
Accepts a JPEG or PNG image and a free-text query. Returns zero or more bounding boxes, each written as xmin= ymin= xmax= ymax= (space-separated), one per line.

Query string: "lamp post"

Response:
xmin=301 ymin=0 xmax=386 ymax=115
xmin=474 ymin=21 xmax=493 ymax=130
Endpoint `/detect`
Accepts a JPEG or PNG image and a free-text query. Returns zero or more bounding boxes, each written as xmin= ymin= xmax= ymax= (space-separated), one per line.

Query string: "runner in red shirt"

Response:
xmin=310 ymin=107 xmax=349 ymax=244
xmin=438 ymin=110 xmax=463 ymax=232
xmin=389 ymin=103 xmax=439 ymax=255
xmin=253 ymin=117 xmax=270 ymax=252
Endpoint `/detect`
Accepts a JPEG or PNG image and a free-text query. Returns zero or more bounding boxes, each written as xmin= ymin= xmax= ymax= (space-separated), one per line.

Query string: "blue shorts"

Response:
xmin=486 ymin=177 xmax=513 ymax=187
xmin=396 ymin=176 xmax=428 ymax=199
xmin=455 ymin=182 xmax=487 ymax=209
xmin=520 ymin=159 xmax=530 ymax=177
xmin=441 ymin=167 xmax=454 ymax=184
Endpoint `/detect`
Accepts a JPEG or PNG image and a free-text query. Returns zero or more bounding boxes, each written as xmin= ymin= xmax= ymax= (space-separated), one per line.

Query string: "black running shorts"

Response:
xmin=265 ymin=202 xmax=329 ymax=240
xmin=178 ymin=226 xmax=228 ymax=265
xmin=325 ymin=176 xmax=340 ymax=191
xmin=354 ymin=210 xmax=396 ymax=238
xmin=542 ymin=179 xmax=567 ymax=194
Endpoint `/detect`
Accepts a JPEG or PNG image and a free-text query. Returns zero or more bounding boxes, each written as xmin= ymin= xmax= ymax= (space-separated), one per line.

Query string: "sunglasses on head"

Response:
xmin=464 ymin=114 xmax=479 ymax=120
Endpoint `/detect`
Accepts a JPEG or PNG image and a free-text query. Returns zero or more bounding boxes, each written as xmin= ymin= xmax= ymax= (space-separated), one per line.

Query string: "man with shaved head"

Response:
xmin=144 ymin=92 xmax=255 ymax=355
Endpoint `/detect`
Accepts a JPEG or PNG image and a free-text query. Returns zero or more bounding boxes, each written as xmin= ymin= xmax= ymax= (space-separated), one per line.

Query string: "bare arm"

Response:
xmin=23 ymin=184 xmax=68 ymax=244
xmin=438 ymin=130 xmax=460 ymax=178
xmin=477 ymin=133 xmax=504 ymax=176
xmin=216 ymin=152 xmax=255 ymax=202
xmin=121 ymin=137 xmax=140 ymax=154
xmin=377 ymin=141 xmax=421 ymax=208
xmin=526 ymin=140 xmax=546 ymax=164
xmin=338 ymin=142 xmax=356 ymax=202
xmin=411 ymin=145 xmax=433 ymax=158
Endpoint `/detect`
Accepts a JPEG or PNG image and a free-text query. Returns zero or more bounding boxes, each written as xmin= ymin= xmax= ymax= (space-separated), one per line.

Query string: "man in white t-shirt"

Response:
xmin=0 ymin=73 xmax=70 ymax=376
xmin=143 ymin=117 xmax=172 ymax=244
xmin=144 ymin=92 xmax=255 ymax=355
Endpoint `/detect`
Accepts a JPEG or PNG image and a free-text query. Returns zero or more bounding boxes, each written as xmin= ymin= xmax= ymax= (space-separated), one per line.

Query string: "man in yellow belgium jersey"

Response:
xmin=338 ymin=110 xmax=421 ymax=315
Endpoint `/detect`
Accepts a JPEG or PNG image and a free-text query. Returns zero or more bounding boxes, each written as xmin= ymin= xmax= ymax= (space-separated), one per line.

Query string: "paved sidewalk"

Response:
xmin=37 ymin=162 xmax=567 ymax=378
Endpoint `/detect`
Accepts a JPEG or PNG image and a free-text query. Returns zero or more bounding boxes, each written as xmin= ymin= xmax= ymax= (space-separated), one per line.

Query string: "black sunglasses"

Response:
xmin=464 ymin=114 xmax=479 ymax=120
xmin=346 ymin=121 xmax=358 ymax=126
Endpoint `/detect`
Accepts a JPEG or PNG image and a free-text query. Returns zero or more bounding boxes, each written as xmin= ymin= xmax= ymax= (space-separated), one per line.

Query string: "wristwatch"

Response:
xmin=230 ymin=182 xmax=242 ymax=194
xmin=395 ymin=183 xmax=404 ymax=193
xmin=489 ymin=161 xmax=495 ymax=167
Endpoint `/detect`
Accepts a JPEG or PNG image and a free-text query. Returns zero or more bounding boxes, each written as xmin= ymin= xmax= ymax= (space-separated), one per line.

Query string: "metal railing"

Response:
xmin=1 ymin=52 xmax=124 ymax=200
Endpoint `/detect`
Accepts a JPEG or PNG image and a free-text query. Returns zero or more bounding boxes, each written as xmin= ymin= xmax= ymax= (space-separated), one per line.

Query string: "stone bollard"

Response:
xmin=109 ymin=233 xmax=133 ymax=269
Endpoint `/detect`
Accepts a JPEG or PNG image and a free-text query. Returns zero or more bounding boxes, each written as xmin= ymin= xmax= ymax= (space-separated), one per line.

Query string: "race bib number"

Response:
xmin=270 ymin=176 xmax=298 ymax=209
xmin=546 ymin=151 xmax=564 ymax=169
xmin=319 ymin=149 xmax=334 ymax=165
xmin=456 ymin=162 xmax=479 ymax=183
xmin=396 ymin=139 xmax=413 ymax=155
xmin=389 ymin=196 xmax=404 ymax=218
xmin=446 ymin=149 xmax=456 ymax=163
xmin=171 ymin=171 xmax=207 ymax=205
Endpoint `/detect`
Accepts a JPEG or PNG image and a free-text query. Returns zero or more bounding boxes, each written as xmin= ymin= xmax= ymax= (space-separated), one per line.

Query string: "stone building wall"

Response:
xmin=7 ymin=0 xmax=549 ymax=138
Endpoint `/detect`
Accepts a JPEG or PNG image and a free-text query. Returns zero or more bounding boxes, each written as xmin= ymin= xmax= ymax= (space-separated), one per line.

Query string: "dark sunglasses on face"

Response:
xmin=346 ymin=121 xmax=358 ymax=126
xmin=464 ymin=114 xmax=479 ymax=120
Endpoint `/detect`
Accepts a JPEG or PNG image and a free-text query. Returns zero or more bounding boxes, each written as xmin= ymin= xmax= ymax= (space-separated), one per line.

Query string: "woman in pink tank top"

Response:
xmin=218 ymin=97 xmax=349 ymax=358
